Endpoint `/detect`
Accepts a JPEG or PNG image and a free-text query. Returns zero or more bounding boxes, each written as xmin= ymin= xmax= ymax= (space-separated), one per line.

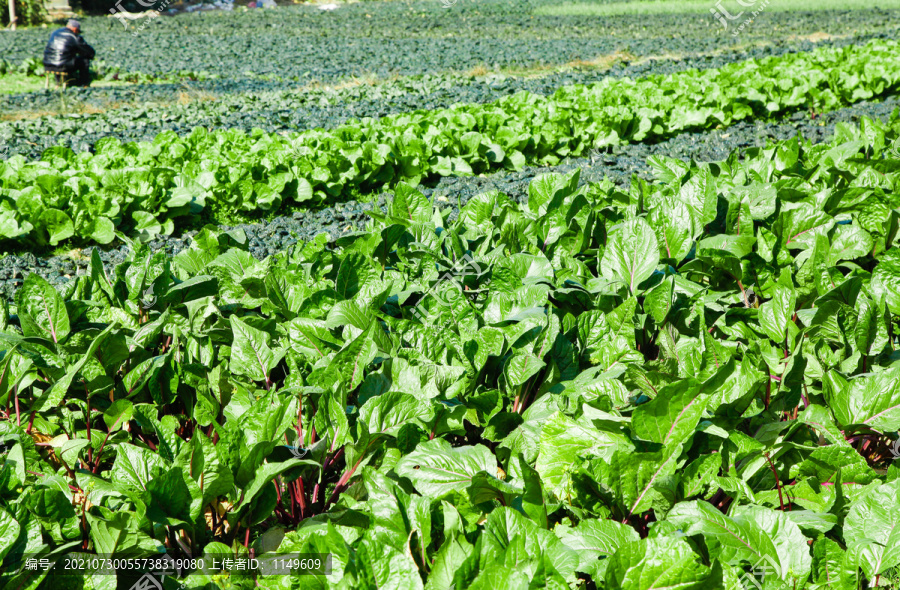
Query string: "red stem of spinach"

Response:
xmin=764 ymin=452 xmax=786 ymax=511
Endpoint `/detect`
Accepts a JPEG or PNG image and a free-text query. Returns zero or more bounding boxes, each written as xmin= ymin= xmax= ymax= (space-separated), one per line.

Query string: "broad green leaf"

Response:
xmin=759 ymin=284 xmax=796 ymax=343
xmin=811 ymin=536 xmax=859 ymax=590
xmin=0 ymin=508 xmax=20 ymax=562
xmin=229 ymin=315 xmax=282 ymax=383
xmin=845 ymin=479 xmax=900 ymax=580
xmin=536 ymin=412 xmax=626 ymax=499
xmin=86 ymin=509 xmax=161 ymax=557
xmin=110 ymin=444 xmax=170 ymax=494
xmin=336 ymin=252 xmax=376 ymax=299
xmin=601 ymin=217 xmax=660 ymax=294
xmin=606 ymin=536 xmax=711 ymax=590
xmin=503 ymin=352 xmax=545 ymax=389
xmin=667 ymin=501 xmax=782 ymax=571
xmin=330 ymin=324 xmax=378 ymax=392
xmin=359 ymin=391 xmax=434 ymax=437
xmin=632 ymin=379 xmax=708 ymax=446
xmin=39 ymin=208 xmax=74 ymax=245
xmin=394 ymin=439 xmax=497 ymax=499
xmin=824 ymin=367 xmax=900 ymax=431
xmin=15 ymin=274 xmax=70 ymax=343
xmin=555 ymin=519 xmax=640 ymax=578
xmin=32 ymin=323 xmax=115 ymax=412
xmin=234 ymin=458 xmax=315 ymax=512
xmin=103 ymin=400 xmax=134 ymax=432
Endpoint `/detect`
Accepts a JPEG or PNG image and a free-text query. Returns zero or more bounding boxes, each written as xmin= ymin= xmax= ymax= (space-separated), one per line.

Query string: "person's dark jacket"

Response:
xmin=43 ymin=28 xmax=95 ymax=70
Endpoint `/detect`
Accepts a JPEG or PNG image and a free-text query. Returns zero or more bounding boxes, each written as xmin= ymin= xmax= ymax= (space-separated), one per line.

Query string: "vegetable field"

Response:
xmin=2 ymin=1 xmax=900 ymax=589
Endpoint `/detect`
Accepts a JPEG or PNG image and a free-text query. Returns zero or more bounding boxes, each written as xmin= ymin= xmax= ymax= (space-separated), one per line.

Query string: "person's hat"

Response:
xmin=67 ymin=19 xmax=81 ymax=30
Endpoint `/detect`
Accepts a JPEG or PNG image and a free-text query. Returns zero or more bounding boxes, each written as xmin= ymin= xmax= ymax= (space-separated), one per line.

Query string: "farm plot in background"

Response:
xmin=3 ymin=0 xmax=899 ymax=84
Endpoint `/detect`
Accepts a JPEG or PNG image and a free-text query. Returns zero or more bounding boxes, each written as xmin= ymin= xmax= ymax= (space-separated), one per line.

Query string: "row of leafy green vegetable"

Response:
xmin=0 ymin=36 xmax=864 ymax=160
xmin=2 ymin=111 xmax=900 ymax=589
xmin=0 ymin=70 xmax=492 ymax=159
xmin=3 ymin=38 xmax=900 ymax=250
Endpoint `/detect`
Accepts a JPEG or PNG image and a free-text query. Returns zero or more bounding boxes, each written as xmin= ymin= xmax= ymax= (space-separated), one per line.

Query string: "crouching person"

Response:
xmin=43 ymin=19 xmax=96 ymax=88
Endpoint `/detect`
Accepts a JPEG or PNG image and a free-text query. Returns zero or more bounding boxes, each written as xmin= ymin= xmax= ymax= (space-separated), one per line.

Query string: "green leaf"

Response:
xmin=391 ymin=183 xmax=432 ymax=223
xmin=26 ymin=488 xmax=77 ymax=521
xmin=632 ymin=379 xmax=708 ymax=446
xmin=0 ymin=443 xmax=26 ymax=493
xmin=145 ymin=467 xmax=195 ymax=526
xmin=336 ymin=252 xmax=376 ymax=299
xmin=175 ymin=431 xmax=234 ymax=506
xmin=0 ymin=508 xmax=21 ymax=562
xmin=103 ymin=399 xmax=134 ymax=432
xmin=15 ymin=274 xmax=70 ymax=344
xmin=811 ymin=536 xmax=859 ymax=590
xmin=606 ymin=536 xmax=711 ymax=590
xmin=845 ymin=479 xmax=900 ymax=580
xmin=535 ymin=412 xmax=625 ymax=499
xmin=234 ymin=458 xmax=314 ymax=512
xmin=359 ymin=391 xmax=434 ymax=437
xmin=482 ymin=506 xmax=579 ymax=581
xmin=86 ymin=508 xmax=163 ymax=557
xmin=667 ymin=501 xmax=811 ymax=583
xmin=503 ymin=352 xmax=545 ymax=389
xmin=643 ymin=276 xmax=674 ymax=325
xmin=110 ymin=444 xmax=169 ymax=494
xmin=330 ymin=324 xmax=378 ymax=392
xmin=86 ymin=217 xmax=116 ymax=244
xmin=32 ymin=323 xmax=115 ymax=412
xmin=829 ymin=224 xmax=873 ymax=265
xmin=394 ymin=439 xmax=497 ymax=499
xmin=759 ymin=284 xmax=796 ymax=343
xmin=608 ymin=445 xmax=682 ymax=519
xmin=555 ymin=519 xmax=639 ymax=578
xmin=824 ymin=367 xmax=900 ymax=431
xmin=870 ymin=249 xmax=900 ymax=315
xmin=734 ymin=182 xmax=777 ymax=220
xmin=357 ymin=538 xmax=425 ymax=590
xmin=601 ymin=217 xmax=660 ymax=294
xmin=466 ymin=471 xmax=522 ymax=506
xmin=229 ymin=315 xmax=282 ymax=383
xmin=650 ymin=197 xmax=695 ymax=263
xmin=519 ymin=458 xmax=548 ymax=530
xmin=39 ymin=208 xmax=74 ymax=245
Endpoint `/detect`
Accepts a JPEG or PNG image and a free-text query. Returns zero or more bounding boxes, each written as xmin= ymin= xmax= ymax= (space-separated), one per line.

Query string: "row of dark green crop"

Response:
xmin=2 ymin=38 xmax=900 ymax=248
